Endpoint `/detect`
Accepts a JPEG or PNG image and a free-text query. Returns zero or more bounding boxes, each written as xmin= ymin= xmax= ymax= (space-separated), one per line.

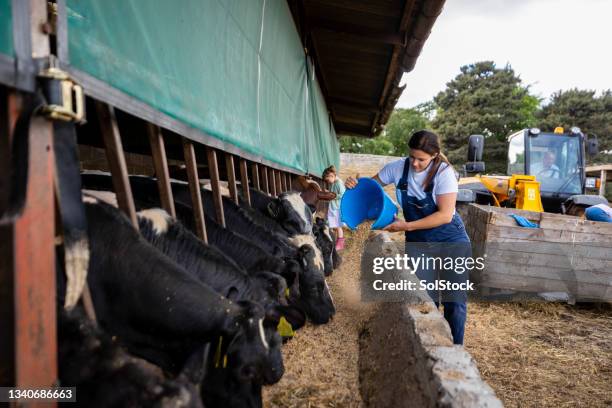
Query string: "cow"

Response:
xmin=57 ymin=197 xmax=278 ymax=407
xmin=244 ymin=188 xmax=313 ymax=236
xmin=58 ymin=307 xmax=205 ymax=408
xmin=80 ymin=173 xmax=335 ymax=324
xmin=199 ymin=209 xmax=335 ymax=324
xmin=137 ymin=207 xmax=306 ymax=336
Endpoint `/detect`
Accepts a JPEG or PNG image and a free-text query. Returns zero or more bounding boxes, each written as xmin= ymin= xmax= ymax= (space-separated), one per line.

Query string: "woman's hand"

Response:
xmin=383 ymin=219 xmax=412 ymax=232
xmin=345 ymin=175 xmax=359 ymax=189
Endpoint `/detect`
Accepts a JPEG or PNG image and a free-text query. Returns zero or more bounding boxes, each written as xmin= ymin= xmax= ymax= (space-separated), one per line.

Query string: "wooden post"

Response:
xmin=239 ymin=159 xmax=251 ymax=206
xmin=261 ymin=165 xmax=269 ymax=194
xmin=275 ymin=169 xmax=283 ymax=195
xmin=225 ymin=154 xmax=239 ymax=205
xmin=96 ymin=101 xmax=138 ymax=229
xmin=280 ymin=172 xmax=287 ymax=192
xmin=147 ymin=124 xmax=175 ymax=217
xmin=206 ymin=147 xmax=225 ymax=227
xmin=600 ymin=169 xmax=607 ymax=197
xmin=182 ymin=139 xmax=207 ymax=242
xmin=269 ymin=168 xmax=277 ymax=196
xmin=251 ymin=162 xmax=260 ymax=191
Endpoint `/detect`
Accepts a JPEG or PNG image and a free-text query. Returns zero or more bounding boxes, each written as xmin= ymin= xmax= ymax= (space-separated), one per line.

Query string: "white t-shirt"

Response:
xmin=378 ymin=158 xmax=458 ymax=206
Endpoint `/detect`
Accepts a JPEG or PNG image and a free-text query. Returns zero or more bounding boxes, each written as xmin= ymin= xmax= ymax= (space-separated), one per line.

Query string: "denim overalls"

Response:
xmin=397 ymin=159 xmax=470 ymax=345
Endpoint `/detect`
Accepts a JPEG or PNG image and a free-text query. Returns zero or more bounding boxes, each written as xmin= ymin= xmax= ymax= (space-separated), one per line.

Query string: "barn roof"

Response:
xmin=288 ymin=0 xmax=445 ymax=138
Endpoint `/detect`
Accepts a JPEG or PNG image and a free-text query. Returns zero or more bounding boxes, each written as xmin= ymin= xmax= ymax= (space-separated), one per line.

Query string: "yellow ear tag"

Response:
xmin=214 ymin=336 xmax=223 ymax=368
xmin=285 ymin=288 xmax=290 ymax=298
xmin=277 ymin=316 xmax=295 ymax=337
xmin=214 ymin=336 xmax=229 ymax=368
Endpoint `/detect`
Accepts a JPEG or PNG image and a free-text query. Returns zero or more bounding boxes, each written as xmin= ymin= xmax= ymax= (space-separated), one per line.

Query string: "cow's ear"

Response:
xmin=267 ymin=201 xmax=280 ymax=218
xmin=226 ymin=287 xmax=240 ymax=302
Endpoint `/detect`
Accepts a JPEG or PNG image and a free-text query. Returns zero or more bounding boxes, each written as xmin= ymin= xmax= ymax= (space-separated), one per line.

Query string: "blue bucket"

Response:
xmin=340 ymin=178 xmax=398 ymax=230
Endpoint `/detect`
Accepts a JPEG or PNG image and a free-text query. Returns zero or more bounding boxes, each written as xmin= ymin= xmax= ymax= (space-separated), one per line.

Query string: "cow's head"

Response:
xmin=292 ymin=244 xmax=335 ymax=324
xmin=221 ymin=301 xmax=280 ymax=385
xmin=313 ymin=217 xmax=335 ymax=277
xmin=266 ymin=192 xmax=313 ymax=235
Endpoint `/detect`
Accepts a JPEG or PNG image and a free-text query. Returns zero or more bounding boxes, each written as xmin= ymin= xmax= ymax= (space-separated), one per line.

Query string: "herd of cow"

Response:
xmin=56 ymin=173 xmax=341 ymax=407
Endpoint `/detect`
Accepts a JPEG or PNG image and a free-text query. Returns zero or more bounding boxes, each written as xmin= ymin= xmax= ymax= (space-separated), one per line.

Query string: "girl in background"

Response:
xmin=323 ymin=166 xmax=346 ymax=250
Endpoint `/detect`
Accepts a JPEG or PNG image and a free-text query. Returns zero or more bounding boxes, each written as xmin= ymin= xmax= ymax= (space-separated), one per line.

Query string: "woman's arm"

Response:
xmin=383 ymin=193 xmax=456 ymax=232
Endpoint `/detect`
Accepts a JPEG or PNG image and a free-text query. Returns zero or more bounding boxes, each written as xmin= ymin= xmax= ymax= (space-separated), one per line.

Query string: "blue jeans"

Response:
xmin=585 ymin=207 xmax=612 ymax=223
xmin=436 ymin=302 xmax=467 ymax=345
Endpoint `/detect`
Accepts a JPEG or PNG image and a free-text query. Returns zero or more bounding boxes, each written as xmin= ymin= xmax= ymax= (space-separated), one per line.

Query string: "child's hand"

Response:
xmin=345 ymin=174 xmax=359 ymax=189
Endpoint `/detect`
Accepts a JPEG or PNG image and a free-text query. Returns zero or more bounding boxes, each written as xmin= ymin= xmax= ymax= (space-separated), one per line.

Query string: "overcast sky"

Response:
xmin=397 ymin=0 xmax=612 ymax=108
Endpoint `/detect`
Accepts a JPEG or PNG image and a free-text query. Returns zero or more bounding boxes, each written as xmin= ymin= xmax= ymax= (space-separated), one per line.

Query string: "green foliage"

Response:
xmin=339 ymin=62 xmax=611 ymax=172
xmin=339 ymin=108 xmax=431 ymax=156
xmin=432 ymin=61 xmax=540 ymax=173
xmin=537 ymin=89 xmax=612 ymax=164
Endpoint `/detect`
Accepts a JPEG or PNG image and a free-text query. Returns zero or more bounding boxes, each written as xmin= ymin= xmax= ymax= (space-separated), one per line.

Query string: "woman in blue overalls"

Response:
xmin=346 ymin=130 xmax=470 ymax=345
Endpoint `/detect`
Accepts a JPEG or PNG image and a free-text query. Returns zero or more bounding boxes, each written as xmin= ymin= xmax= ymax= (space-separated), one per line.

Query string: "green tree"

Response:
xmin=537 ymin=89 xmax=612 ymax=164
xmin=433 ymin=61 xmax=540 ymax=173
xmin=339 ymin=108 xmax=430 ymax=156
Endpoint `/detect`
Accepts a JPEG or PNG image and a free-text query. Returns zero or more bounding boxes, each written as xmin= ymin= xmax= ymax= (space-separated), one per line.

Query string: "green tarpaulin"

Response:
xmin=66 ymin=0 xmax=339 ymax=175
xmin=0 ymin=0 xmax=13 ymax=57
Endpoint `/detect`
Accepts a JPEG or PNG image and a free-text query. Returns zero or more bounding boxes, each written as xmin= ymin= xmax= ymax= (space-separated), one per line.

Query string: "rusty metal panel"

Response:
xmin=13 ymin=116 xmax=57 ymax=392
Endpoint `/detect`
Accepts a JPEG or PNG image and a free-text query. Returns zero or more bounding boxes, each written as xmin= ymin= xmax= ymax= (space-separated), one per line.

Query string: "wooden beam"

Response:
xmin=251 ymin=162 xmax=260 ymax=191
xmin=96 ymin=101 xmax=138 ymax=228
xmin=275 ymin=169 xmax=283 ymax=195
xmin=261 ymin=165 xmax=269 ymax=194
xmin=309 ymin=19 xmax=407 ymax=46
xmin=225 ymin=154 xmax=239 ymax=205
xmin=206 ymin=147 xmax=225 ymax=227
xmin=269 ymin=168 xmax=277 ymax=197
xmin=600 ymin=169 xmax=607 ymax=197
xmin=240 ymin=159 xmax=251 ymax=206
xmin=280 ymin=172 xmax=287 ymax=192
xmin=147 ymin=124 xmax=175 ymax=217
xmin=182 ymin=139 xmax=207 ymax=242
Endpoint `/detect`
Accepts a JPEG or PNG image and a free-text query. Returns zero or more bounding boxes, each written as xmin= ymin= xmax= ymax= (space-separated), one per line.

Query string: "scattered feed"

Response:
xmin=263 ymin=223 xmax=375 ymax=408
xmin=465 ymin=302 xmax=612 ymax=408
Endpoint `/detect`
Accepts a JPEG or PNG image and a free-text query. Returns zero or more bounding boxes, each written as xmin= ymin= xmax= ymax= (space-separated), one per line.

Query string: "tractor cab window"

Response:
xmin=527 ymin=134 xmax=581 ymax=195
xmin=508 ymin=134 xmax=525 ymax=174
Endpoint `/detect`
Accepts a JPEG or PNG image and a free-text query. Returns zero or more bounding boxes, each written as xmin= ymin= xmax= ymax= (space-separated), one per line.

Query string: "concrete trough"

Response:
xmin=358 ymin=233 xmax=502 ymax=408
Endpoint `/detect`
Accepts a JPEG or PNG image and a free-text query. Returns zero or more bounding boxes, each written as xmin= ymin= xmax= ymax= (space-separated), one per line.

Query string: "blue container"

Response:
xmin=340 ymin=178 xmax=398 ymax=230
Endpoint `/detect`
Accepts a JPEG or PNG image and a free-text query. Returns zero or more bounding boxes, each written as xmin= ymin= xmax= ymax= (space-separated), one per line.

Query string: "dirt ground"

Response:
xmin=464 ymin=302 xmax=612 ymax=408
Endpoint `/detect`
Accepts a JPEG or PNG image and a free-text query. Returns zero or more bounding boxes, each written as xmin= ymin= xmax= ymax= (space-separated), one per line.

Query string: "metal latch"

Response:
xmin=38 ymin=66 xmax=85 ymax=123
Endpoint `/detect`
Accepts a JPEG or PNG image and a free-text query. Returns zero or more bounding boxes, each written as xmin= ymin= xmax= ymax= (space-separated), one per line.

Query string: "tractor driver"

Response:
xmin=533 ymin=151 xmax=561 ymax=179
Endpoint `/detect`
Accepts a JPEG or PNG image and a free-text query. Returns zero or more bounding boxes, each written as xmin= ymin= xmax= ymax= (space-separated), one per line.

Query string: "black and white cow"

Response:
xmin=58 ymin=307 xmax=205 ymax=408
xmin=200 ymin=210 xmax=335 ymax=324
xmin=58 ymin=197 xmax=276 ymax=407
xmin=137 ymin=207 xmax=306 ymax=336
xmin=80 ymin=173 xmax=336 ymax=324
xmin=244 ymin=188 xmax=313 ymax=236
